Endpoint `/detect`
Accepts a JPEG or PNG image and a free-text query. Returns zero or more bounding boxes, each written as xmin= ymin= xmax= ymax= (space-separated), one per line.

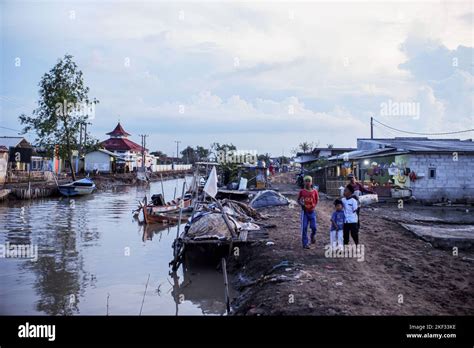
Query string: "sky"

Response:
xmin=0 ymin=0 xmax=473 ymax=157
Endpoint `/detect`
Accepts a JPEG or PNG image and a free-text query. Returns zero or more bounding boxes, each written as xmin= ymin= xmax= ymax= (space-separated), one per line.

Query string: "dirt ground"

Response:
xmin=230 ymin=172 xmax=474 ymax=315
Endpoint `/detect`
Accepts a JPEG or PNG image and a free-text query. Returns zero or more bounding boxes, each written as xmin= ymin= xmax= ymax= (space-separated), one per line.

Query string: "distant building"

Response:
xmin=84 ymin=149 xmax=117 ymax=173
xmin=0 ymin=145 xmax=8 ymax=184
xmin=294 ymin=147 xmax=355 ymax=168
xmin=100 ymin=122 xmax=152 ymax=172
xmin=326 ymin=137 xmax=474 ymax=202
xmin=0 ymin=136 xmax=33 ymax=171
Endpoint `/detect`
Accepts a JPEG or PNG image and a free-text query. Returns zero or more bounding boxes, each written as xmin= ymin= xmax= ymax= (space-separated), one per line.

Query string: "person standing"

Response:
xmin=330 ymin=199 xmax=345 ymax=250
xmin=297 ymin=176 xmax=319 ymax=249
xmin=347 ymin=173 xmax=374 ymax=196
xmin=347 ymin=174 xmax=373 ymax=228
xmin=342 ymin=185 xmax=359 ymax=245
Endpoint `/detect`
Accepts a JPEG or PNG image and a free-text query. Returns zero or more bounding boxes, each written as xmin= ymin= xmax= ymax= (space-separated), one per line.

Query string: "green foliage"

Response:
xmin=19 ymin=54 xmax=99 ymax=168
xmin=195 ymin=146 xmax=210 ymax=161
xmin=150 ymin=150 xmax=167 ymax=158
xmin=180 ymin=145 xmax=210 ymax=164
xmin=298 ymin=141 xmax=314 ymax=153
xmin=305 ymin=158 xmax=329 ymax=171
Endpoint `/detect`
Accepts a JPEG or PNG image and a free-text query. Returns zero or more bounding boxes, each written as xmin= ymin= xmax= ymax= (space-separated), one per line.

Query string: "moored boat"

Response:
xmin=58 ymin=178 xmax=96 ymax=197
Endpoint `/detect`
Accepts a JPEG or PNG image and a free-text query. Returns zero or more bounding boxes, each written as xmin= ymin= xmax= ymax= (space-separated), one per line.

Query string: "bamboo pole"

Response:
xmin=222 ymin=258 xmax=230 ymax=314
xmin=139 ymin=273 xmax=151 ymax=316
xmin=172 ymin=181 xmax=186 ymax=269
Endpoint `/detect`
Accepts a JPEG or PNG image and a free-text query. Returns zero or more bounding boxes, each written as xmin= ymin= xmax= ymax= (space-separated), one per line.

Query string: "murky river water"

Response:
xmin=0 ymin=177 xmax=233 ymax=315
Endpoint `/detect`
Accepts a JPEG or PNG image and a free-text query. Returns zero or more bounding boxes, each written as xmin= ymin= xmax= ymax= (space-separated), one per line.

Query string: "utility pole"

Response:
xmin=139 ymin=134 xmax=148 ymax=171
xmin=79 ymin=124 xmax=83 ymax=153
xmin=174 ymin=140 xmax=181 ymax=164
xmin=370 ymin=116 xmax=374 ymax=139
xmin=84 ymin=123 xmax=88 ymax=148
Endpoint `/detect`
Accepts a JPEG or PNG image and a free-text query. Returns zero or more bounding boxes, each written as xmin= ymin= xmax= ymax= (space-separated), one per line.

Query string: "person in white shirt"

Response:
xmin=341 ymin=185 xmax=359 ymax=245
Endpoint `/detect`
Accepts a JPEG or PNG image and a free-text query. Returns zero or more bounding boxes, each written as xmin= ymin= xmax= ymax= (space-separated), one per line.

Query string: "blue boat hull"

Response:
xmin=58 ymin=178 xmax=96 ymax=197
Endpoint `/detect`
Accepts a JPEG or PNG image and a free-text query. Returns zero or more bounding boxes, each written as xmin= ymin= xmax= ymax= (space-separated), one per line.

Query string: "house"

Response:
xmin=326 ymin=137 xmax=474 ymax=202
xmin=84 ymin=149 xmax=117 ymax=173
xmin=294 ymin=147 xmax=355 ymax=168
xmin=100 ymin=122 xmax=149 ymax=172
xmin=0 ymin=136 xmax=33 ymax=171
xmin=0 ymin=146 xmax=8 ymax=184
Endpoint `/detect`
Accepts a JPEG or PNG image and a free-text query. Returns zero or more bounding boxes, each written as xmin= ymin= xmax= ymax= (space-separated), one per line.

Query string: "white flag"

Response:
xmin=204 ymin=166 xmax=218 ymax=198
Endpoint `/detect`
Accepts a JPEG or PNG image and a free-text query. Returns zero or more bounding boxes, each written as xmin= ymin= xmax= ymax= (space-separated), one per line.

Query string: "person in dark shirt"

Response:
xmin=330 ymin=199 xmax=345 ymax=250
xmin=347 ymin=173 xmax=374 ymax=195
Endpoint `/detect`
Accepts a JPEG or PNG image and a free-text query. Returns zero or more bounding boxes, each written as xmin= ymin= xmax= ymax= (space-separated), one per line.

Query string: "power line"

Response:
xmin=0 ymin=125 xmax=22 ymax=133
xmin=373 ymin=118 xmax=474 ymax=136
xmin=372 ymin=123 xmax=399 ymax=138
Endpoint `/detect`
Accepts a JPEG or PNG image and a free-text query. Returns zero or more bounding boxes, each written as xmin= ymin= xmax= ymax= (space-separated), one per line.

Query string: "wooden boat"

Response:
xmin=145 ymin=193 xmax=193 ymax=214
xmin=58 ymin=178 xmax=96 ymax=197
xmin=139 ymin=197 xmax=188 ymax=225
xmin=170 ymin=200 xmax=270 ymax=270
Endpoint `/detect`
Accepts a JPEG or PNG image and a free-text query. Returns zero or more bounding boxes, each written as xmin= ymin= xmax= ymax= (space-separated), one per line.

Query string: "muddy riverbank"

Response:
xmin=229 ymin=174 xmax=474 ymax=315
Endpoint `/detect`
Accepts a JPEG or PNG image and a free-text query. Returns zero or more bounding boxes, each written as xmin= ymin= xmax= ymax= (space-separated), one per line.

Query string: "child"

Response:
xmin=341 ymin=185 xmax=359 ymax=245
xmin=297 ymin=176 xmax=319 ymax=249
xmin=330 ymin=199 xmax=345 ymax=250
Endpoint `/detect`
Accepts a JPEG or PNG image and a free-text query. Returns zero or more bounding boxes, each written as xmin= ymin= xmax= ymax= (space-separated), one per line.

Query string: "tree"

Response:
xmin=19 ymin=54 xmax=98 ymax=180
xmin=150 ymin=150 xmax=167 ymax=159
xmin=181 ymin=146 xmax=197 ymax=164
xmin=195 ymin=146 xmax=210 ymax=162
xmin=210 ymin=143 xmax=239 ymax=184
xmin=298 ymin=141 xmax=314 ymax=153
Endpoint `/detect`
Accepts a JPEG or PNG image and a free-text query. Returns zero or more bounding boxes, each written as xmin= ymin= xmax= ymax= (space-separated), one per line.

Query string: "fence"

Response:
xmin=154 ymin=164 xmax=192 ymax=172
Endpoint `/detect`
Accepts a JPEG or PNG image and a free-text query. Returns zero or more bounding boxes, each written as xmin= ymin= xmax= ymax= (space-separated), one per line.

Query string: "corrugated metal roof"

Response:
xmin=293 ymin=154 xmax=318 ymax=164
xmin=327 ymin=147 xmax=405 ymax=161
xmin=358 ymin=138 xmax=474 ymax=153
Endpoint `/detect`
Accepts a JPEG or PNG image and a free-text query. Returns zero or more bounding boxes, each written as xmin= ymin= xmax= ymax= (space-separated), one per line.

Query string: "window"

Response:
xmin=429 ymin=168 xmax=436 ymax=179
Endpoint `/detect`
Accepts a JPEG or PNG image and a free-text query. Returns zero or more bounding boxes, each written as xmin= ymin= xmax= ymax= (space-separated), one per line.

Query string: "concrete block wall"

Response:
xmin=408 ymin=153 xmax=474 ymax=202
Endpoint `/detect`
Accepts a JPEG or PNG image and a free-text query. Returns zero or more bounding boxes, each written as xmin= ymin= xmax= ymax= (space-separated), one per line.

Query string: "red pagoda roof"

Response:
xmin=101 ymin=138 xmax=146 ymax=152
xmin=106 ymin=122 xmax=131 ymax=137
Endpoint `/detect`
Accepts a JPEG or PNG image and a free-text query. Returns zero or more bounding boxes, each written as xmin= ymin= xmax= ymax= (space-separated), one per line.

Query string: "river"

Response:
xmin=0 ymin=177 xmax=233 ymax=315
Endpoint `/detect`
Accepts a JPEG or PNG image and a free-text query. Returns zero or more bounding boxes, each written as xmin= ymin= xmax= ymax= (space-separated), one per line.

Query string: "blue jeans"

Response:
xmin=301 ymin=209 xmax=317 ymax=247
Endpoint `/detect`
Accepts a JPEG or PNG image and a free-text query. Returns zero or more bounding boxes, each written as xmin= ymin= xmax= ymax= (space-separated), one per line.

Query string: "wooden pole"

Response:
xmin=212 ymin=197 xmax=236 ymax=238
xmin=222 ymin=258 xmax=230 ymax=314
xmin=139 ymin=273 xmax=151 ymax=316
xmin=142 ymin=196 xmax=148 ymax=225
xmin=370 ymin=116 xmax=374 ymax=139
xmin=172 ymin=181 xmax=186 ymax=269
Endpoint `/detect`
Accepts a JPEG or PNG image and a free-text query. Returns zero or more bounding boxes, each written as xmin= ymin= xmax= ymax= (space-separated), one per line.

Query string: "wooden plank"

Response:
xmin=239 ymin=230 xmax=248 ymax=241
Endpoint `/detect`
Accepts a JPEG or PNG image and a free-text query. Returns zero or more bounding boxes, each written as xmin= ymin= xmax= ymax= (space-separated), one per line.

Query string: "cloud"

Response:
xmin=1 ymin=1 xmax=473 ymax=156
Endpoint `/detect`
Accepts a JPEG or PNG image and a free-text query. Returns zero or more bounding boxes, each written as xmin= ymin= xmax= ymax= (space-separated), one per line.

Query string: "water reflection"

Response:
xmin=0 ymin=177 xmax=232 ymax=315
xmin=141 ymin=224 xmax=172 ymax=243
xmin=171 ymin=259 xmax=235 ymax=316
